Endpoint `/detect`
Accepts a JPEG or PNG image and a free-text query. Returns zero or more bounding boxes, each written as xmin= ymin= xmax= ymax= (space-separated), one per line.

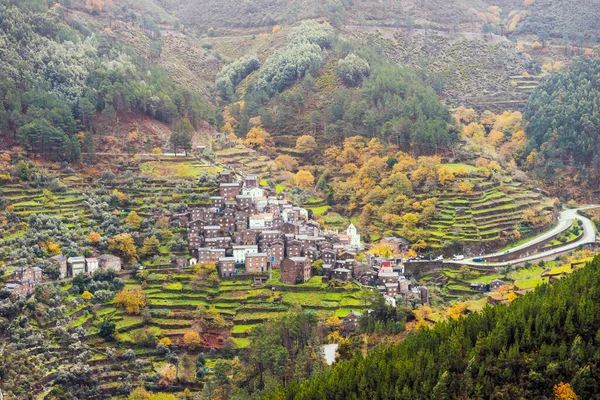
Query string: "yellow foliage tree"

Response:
xmin=158 ymin=363 xmax=177 ymax=386
xmin=244 ymin=126 xmax=272 ymax=149
xmin=446 ymin=303 xmax=467 ymax=320
xmin=128 ymin=386 xmax=178 ymax=400
xmin=125 ymin=211 xmax=143 ymax=229
xmin=324 ymin=316 xmax=343 ymax=332
xmin=296 ymin=135 xmax=318 ymax=154
xmin=553 ymin=383 xmax=577 ymax=400
xmin=275 ymin=154 xmax=299 ymax=172
xmin=437 ymin=167 xmax=455 ymax=185
xmin=402 ymin=213 xmax=419 ymax=229
xmin=462 ymin=122 xmax=486 ymax=138
xmin=458 ymin=181 xmax=474 ymax=194
xmin=82 ymin=291 xmax=93 ymax=302
xmin=108 ymin=233 xmax=138 ymax=262
xmin=293 ymin=170 xmax=314 ymax=189
xmin=272 ymin=25 xmax=281 ymax=33
xmin=112 ymin=189 xmax=128 ymax=204
xmin=159 ymin=337 xmax=172 ymax=347
xmin=411 ymin=239 xmax=427 ymax=251
xmin=487 ymin=130 xmax=504 ymax=146
xmin=183 ymin=331 xmax=202 ymax=350
xmin=368 ymin=244 xmax=394 ymax=258
xmin=42 ymin=241 xmax=62 ymax=256
xmin=115 ymin=288 xmax=147 ymax=314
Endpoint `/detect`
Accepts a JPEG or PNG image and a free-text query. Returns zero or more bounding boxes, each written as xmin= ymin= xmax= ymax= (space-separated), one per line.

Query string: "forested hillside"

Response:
xmin=264 ymin=255 xmax=600 ymax=399
xmin=496 ymin=0 xmax=600 ymax=38
xmin=525 ymin=57 xmax=600 ymax=196
xmin=0 ymin=0 xmax=218 ymax=159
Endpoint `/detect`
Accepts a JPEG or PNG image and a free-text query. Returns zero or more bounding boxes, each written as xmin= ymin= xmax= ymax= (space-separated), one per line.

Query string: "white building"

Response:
xmin=249 ymin=213 xmax=274 ymax=229
xmin=346 ymin=223 xmax=361 ymax=249
xmin=242 ymin=187 xmax=265 ymax=199
xmin=232 ymin=245 xmax=258 ymax=264
xmin=85 ymin=258 xmax=99 ymax=274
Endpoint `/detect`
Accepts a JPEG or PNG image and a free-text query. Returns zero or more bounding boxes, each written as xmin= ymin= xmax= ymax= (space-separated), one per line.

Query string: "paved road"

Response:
xmin=445 ymin=206 xmax=599 ymax=267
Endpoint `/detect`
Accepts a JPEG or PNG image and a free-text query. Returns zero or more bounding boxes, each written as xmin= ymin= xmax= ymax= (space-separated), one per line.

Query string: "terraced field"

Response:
xmin=426 ymin=177 xmax=555 ymax=250
xmin=215 ymin=145 xmax=277 ymax=178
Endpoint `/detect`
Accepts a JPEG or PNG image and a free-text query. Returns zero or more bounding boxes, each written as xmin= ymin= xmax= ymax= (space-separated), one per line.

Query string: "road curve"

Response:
xmin=445 ymin=206 xmax=599 ymax=267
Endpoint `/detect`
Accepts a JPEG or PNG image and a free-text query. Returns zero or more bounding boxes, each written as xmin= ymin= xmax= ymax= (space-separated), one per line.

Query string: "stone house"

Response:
xmin=259 ymin=230 xmax=282 ymax=244
xmin=286 ymin=241 xmax=303 ymax=258
xmin=244 ymin=174 xmax=259 ymax=188
xmin=85 ymin=258 xmax=99 ymax=274
xmin=219 ymin=182 xmax=241 ymax=199
xmin=204 ymin=236 xmax=232 ymax=249
xmin=215 ymin=216 xmax=236 ymax=232
xmin=67 ymin=256 xmax=86 ymax=276
xmin=343 ymin=311 xmax=362 ymax=332
xmin=98 ymin=254 xmax=122 ymax=271
xmin=303 ymin=246 xmax=319 ymax=261
xmin=202 ymin=225 xmax=222 ymax=239
xmin=261 ymin=241 xmax=285 ymax=268
xmin=245 ymin=253 xmax=268 ymax=274
xmin=48 ymin=254 xmax=68 ymax=279
xmin=380 ymin=237 xmax=410 ymax=254
xmin=217 ymin=171 xmax=233 ymax=183
xmin=281 ymin=257 xmax=311 ymax=284
xmin=234 ymin=229 xmax=258 ymax=246
xmin=235 ymin=195 xmax=254 ymax=210
xmin=332 ymin=268 xmax=352 ymax=281
xmin=6 ymin=281 xmax=36 ymax=297
xmin=14 ymin=266 xmax=43 ymax=283
xmin=197 ymin=248 xmax=226 ymax=264
xmin=321 ymin=248 xmax=337 ymax=265
xmin=218 ymin=257 xmax=236 ymax=278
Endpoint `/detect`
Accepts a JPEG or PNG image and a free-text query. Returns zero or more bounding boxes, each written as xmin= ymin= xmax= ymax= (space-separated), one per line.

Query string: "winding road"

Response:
xmin=445 ymin=206 xmax=599 ymax=267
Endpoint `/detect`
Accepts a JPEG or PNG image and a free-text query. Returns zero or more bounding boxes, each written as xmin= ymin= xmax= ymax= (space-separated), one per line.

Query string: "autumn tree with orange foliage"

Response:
xmin=87 ymin=231 xmax=101 ymax=245
xmin=553 ymin=383 xmax=578 ymax=400
xmin=244 ymin=126 xmax=272 ymax=150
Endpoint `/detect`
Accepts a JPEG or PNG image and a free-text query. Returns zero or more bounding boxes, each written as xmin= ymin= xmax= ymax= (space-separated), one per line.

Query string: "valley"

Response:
xmin=2 ymin=0 xmax=600 ymax=399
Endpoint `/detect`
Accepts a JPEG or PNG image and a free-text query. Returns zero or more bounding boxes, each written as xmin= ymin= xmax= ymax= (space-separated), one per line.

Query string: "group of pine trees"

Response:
xmin=263 ymin=255 xmax=600 ymax=399
xmin=525 ymin=57 xmax=600 ymax=187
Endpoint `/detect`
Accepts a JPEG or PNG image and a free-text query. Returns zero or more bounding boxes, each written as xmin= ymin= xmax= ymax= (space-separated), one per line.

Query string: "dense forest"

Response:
xmin=525 ymin=57 xmax=600 ymax=190
xmin=0 ymin=0 xmax=218 ymax=161
xmin=263 ymin=255 xmax=600 ymax=399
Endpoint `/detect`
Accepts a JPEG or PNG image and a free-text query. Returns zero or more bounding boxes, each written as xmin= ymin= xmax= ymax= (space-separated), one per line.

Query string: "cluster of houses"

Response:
xmin=4 ymin=254 xmax=122 ymax=297
xmin=175 ymin=173 xmax=430 ymax=304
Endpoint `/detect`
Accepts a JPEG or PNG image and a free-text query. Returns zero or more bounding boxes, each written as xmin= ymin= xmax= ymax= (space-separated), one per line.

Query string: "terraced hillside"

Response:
xmin=65 ymin=270 xmax=361 ymax=395
xmin=214 ymin=145 xmax=277 ymax=178
xmin=427 ymin=176 xmax=555 ymax=251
